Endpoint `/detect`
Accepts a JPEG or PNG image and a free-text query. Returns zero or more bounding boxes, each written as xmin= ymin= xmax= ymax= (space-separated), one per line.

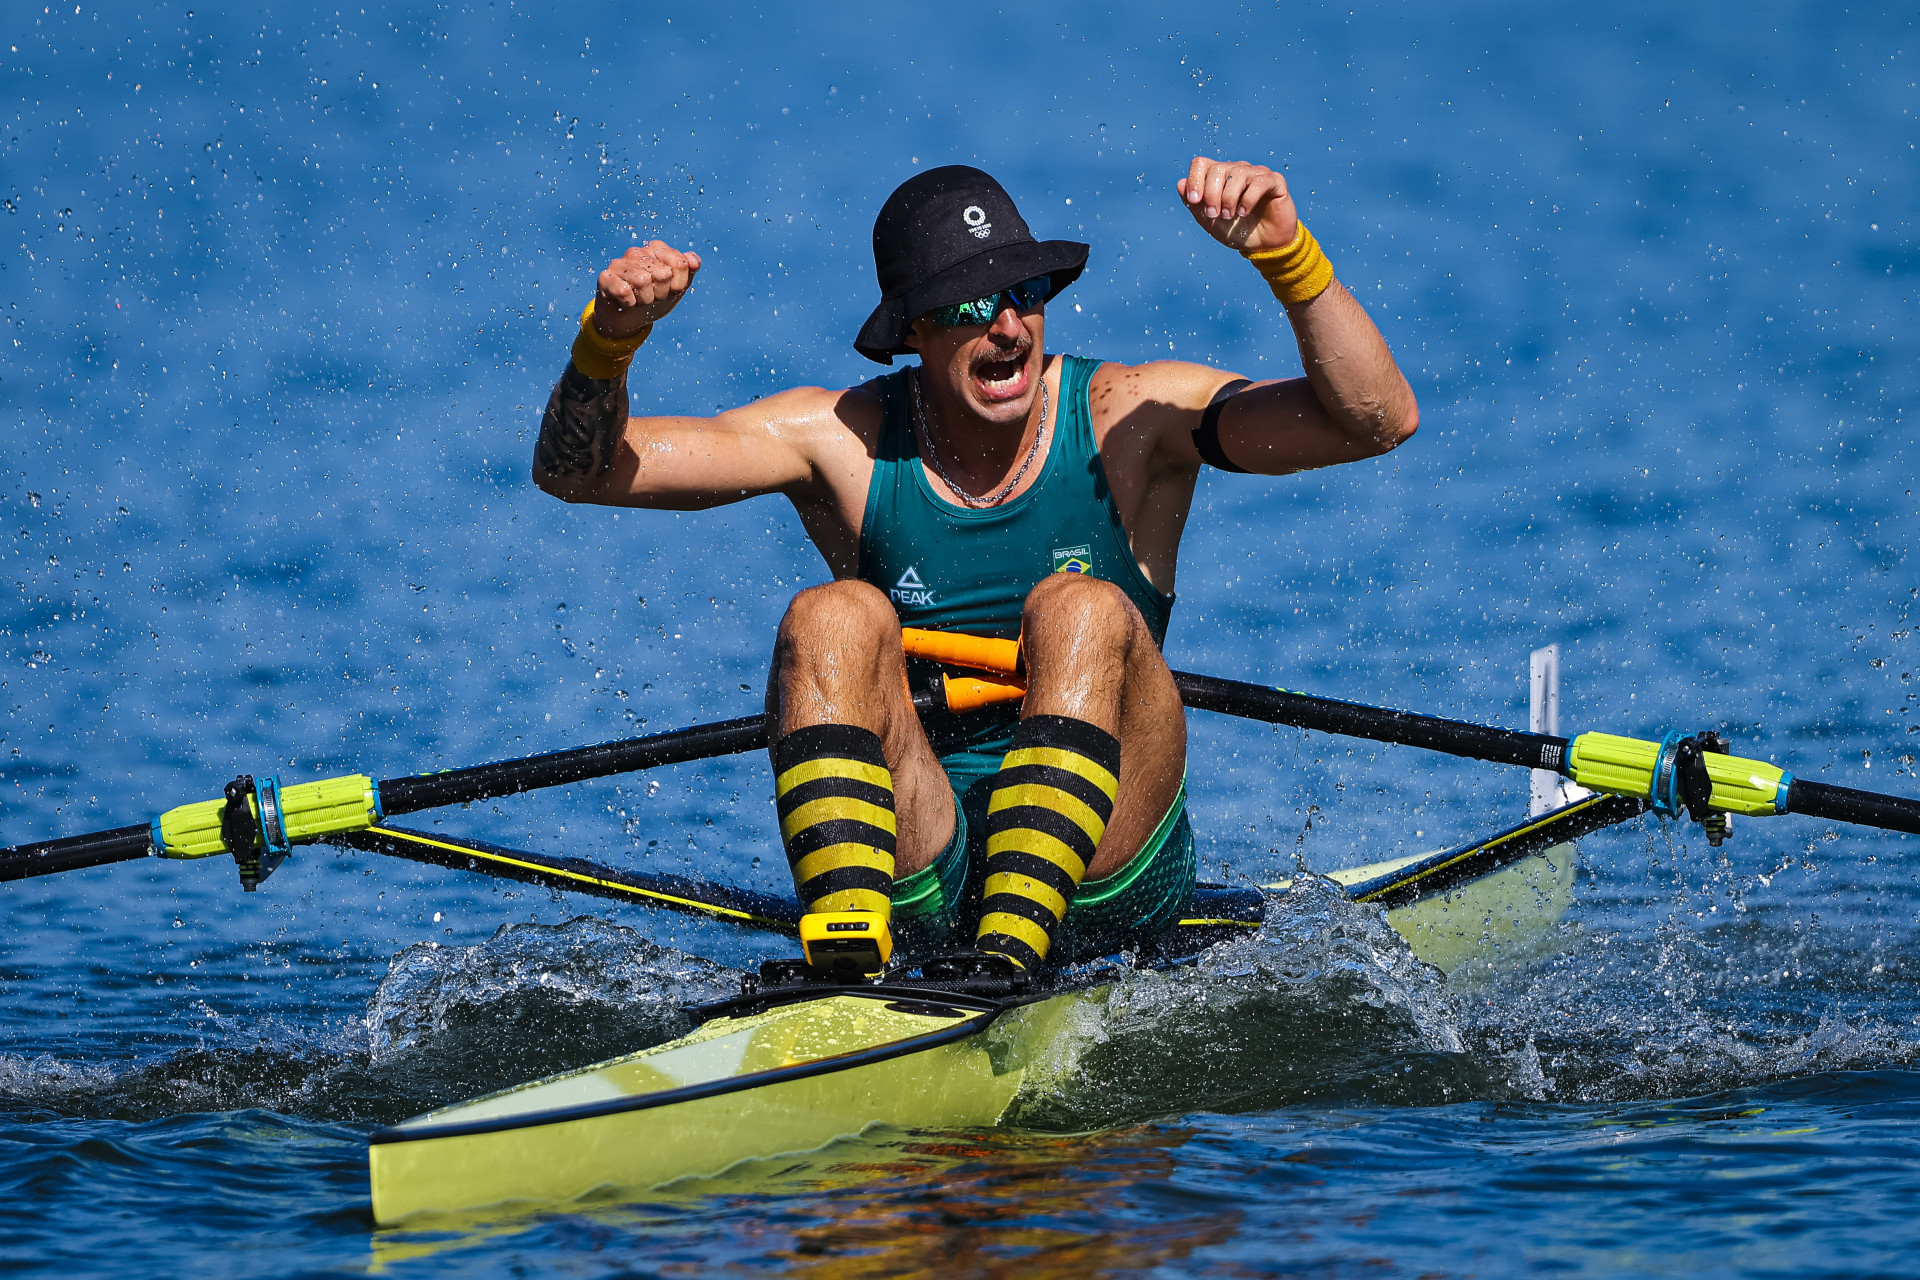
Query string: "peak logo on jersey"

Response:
xmin=1051 ymin=544 xmax=1092 ymax=575
xmin=891 ymin=566 xmax=936 ymax=608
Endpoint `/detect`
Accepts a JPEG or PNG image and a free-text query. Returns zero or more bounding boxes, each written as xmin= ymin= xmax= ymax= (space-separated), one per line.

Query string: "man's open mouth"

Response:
xmin=972 ymin=348 xmax=1030 ymax=400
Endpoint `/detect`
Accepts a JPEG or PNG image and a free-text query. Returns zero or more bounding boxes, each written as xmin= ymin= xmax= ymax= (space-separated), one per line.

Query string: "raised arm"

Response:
xmin=1167 ymin=158 xmax=1418 ymax=476
xmin=531 ymin=241 xmax=850 ymax=511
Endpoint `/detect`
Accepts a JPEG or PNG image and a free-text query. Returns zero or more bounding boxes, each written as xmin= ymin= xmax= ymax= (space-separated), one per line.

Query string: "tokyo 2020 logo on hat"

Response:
xmin=854 ymin=166 xmax=1088 ymax=364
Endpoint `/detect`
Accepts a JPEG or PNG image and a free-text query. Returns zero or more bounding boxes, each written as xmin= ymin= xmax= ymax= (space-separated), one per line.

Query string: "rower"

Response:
xmin=532 ymin=158 xmax=1417 ymax=973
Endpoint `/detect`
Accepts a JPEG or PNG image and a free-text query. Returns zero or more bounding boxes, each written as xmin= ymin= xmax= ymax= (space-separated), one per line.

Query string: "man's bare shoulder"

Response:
xmin=716 ymin=380 xmax=883 ymax=437
xmin=677 ymin=381 xmax=888 ymax=481
xmin=1087 ymin=358 xmax=1249 ymax=422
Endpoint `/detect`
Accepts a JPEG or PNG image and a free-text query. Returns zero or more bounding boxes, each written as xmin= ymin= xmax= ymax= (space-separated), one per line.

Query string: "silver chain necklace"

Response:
xmin=910 ymin=366 xmax=1049 ymax=508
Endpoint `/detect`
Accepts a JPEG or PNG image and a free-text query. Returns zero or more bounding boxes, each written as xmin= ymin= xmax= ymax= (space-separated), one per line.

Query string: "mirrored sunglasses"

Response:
xmin=926 ymin=275 xmax=1055 ymax=327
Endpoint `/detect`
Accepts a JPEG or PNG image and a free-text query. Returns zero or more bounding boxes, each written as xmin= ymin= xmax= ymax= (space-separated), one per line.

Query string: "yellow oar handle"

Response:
xmin=154 ymin=774 xmax=381 ymax=858
xmin=1566 ymin=732 xmax=1789 ymax=816
xmin=901 ymin=627 xmax=1021 ymax=675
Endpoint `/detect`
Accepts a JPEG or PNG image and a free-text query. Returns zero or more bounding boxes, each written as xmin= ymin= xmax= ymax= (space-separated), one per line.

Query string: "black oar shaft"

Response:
xmin=12 ymin=670 xmax=1918 ymax=887
xmin=375 ymin=715 xmax=770 ymax=816
xmin=0 ymin=824 xmax=153 ymax=883
xmin=1788 ymin=779 xmax=1920 ymax=836
xmin=1172 ymin=671 xmax=1569 ymax=772
xmin=0 ymin=718 xmax=776 ymax=885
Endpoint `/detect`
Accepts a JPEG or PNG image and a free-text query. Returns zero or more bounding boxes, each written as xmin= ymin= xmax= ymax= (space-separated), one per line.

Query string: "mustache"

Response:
xmin=969 ymin=341 xmax=1032 ymax=373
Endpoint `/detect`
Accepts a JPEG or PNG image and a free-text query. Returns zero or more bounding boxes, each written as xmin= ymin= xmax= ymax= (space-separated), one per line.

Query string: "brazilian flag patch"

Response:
xmin=1051 ymin=544 xmax=1092 ymax=575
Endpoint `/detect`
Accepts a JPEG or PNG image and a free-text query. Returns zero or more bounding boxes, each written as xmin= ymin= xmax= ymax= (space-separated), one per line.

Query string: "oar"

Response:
xmin=8 ymin=629 xmax=1913 ymax=889
xmin=0 ymin=713 xmax=770 ymax=886
xmin=900 ymin=628 xmax=1920 ymax=839
xmin=0 ymin=676 xmax=989 ymax=887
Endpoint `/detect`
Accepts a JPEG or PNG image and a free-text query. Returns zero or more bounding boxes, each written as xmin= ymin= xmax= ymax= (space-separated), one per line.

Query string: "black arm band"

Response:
xmin=1192 ymin=378 xmax=1253 ymax=473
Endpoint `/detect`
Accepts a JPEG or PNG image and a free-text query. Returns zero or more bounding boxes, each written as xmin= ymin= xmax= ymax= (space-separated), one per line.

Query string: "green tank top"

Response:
xmin=857 ymin=353 xmax=1174 ymax=767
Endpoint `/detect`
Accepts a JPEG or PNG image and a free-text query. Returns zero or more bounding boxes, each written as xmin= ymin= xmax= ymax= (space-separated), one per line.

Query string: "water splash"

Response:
xmin=999 ymin=871 xmax=1509 ymax=1129
xmin=0 ymin=918 xmax=743 ymax=1126
xmin=0 ymin=1033 xmax=353 ymax=1124
xmin=1460 ymin=905 xmax=1920 ymax=1104
xmin=6 ymin=880 xmax=1914 ymax=1139
xmin=0 ymin=1053 xmax=115 ymax=1106
xmin=344 ymin=916 xmax=742 ymax=1118
xmin=364 ymin=915 xmax=738 ymax=1062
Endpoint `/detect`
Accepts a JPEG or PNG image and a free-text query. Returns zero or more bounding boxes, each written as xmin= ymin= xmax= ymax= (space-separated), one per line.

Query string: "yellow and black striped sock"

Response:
xmin=771 ymin=723 xmax=897 ymax=919
xmin=974 ymin=715 xmax=1120 ymax=970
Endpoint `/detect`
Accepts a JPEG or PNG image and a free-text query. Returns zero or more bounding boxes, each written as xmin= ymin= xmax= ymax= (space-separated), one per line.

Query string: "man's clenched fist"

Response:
xmin=594 ymin=240 xmax=702 ymax=338
xmin=1176 ymin=158 xmax=1300 ymax=253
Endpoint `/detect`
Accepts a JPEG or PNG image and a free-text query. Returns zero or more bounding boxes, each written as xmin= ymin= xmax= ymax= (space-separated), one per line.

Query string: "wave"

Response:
xmin=0 ymin=917 xmax=740 ymax=1127
xmin=3 ymin=874 xmax=1916 ymax=1131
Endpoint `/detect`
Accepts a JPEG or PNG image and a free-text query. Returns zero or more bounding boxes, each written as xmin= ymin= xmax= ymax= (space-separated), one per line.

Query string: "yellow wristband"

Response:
xmin=570 ymin=300 xmax=651 ymax=380
xmin=1244 ymin=221 xmax=1336 ymax=306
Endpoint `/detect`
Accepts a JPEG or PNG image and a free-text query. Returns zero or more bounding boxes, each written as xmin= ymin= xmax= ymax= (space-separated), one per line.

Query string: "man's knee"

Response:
xmin=775 ymin=580 xmax=899 ymax=675
xmin=779 ymin=580 xmax=895 ymax=644
xmin=1022 ymin=573 xmax=1140 ymax=643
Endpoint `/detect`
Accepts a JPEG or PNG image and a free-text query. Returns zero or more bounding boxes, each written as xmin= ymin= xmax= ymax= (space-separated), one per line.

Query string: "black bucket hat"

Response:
xmin=854 ymin=166 xmax=1089 ymax=365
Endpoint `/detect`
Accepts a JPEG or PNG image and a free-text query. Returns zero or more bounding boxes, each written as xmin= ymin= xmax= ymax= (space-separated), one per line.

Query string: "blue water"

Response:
xmin=3 ymin=0 xmax=1917 ymax=1274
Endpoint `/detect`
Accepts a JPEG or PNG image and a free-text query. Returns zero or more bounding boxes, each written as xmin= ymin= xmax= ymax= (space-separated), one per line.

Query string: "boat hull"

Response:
xmin=370 ymin=838 xmax=1584 ymax=1223
xmin=370 ymin=992 xmax=1022 ymax=1224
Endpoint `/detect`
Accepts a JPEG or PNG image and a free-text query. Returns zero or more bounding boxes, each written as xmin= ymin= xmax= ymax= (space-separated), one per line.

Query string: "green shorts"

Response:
xmin=889 ymin=762 xmax=1196 ymax=962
